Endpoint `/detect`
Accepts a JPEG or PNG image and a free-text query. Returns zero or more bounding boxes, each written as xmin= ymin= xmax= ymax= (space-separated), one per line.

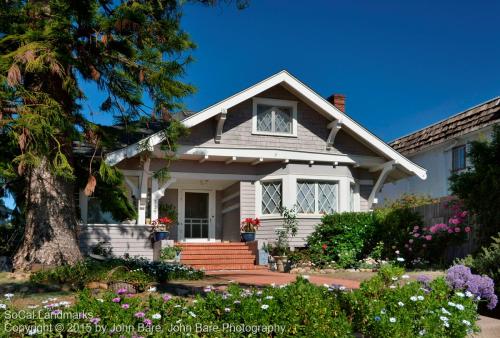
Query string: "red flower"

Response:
xmin=322 ymin=243 xmax=328 ymax=251
xmin=252 ymin=218 xmax=260 ymax=226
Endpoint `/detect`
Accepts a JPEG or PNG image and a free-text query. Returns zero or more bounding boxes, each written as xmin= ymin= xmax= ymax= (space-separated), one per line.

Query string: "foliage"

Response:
xmin=449 ymin=125 xmax=500 ymax=246
xmin=307 ymin=212 xmax=378 ymax=268
xmin=150 ymin=217 xmax=174 ymax=232
xmin=159 ymin=203 xmax=178 ymax=223
xmin=382 ymin=193 xmax=437 ymax=209
xmin=90 ymin=241 xmax=113 ymax=258
xmin=334 ymin=264 xmax=481 ymax=337
xmin=30 ymin=257 xmax=203 ymax=290
xmin=240 ymin=217 xmax=260 ymax=233
xmin=268 ymin=206 xmax=298 ymax=256
xmin=160 ymin=246 xmax=182 ymax=261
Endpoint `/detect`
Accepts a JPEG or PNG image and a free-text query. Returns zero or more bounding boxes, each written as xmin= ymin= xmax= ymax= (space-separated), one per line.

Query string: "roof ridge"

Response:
xmin=389 ymin=96 xmax=500 ymax=144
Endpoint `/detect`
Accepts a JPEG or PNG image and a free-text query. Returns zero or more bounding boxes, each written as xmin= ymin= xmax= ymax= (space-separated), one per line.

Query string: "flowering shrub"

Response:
xmin=30 ymin=257 xmax=204 ymax=290
xmin=335 ymin=264 xmax=482 ymax=337
xmin=150 ymin=217 xmax=173 ymax=232
xmin=240 ymin=217 xmax=260 ymax=232
xmin=307 ymin=212 xmax=378 ymax=268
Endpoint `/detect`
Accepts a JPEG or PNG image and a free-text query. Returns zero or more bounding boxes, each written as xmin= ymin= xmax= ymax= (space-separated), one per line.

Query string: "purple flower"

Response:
xmin=143 ymin=319 xmax=152 ymax=326
xmin=121 ymin=303 xmax=129 ymax=309
xmin=51 ymin=310 xmax=62 ymax=315
xmin=162 ymin=294 xmax=172 ymax=302
xmin=134 ymin=312 xmax=145 ymax=318
xmin=446 ymin=265 xmax=498 ymax=309
xmin=117 ymin=288 xmax=128 ymax=295
xmin=90 ymin=317 xmax=100 ymax=325
xmin=416 ymin=275 xmax=431 ymax=286
xmin=112 ymin=297 xmax=121 ymax=303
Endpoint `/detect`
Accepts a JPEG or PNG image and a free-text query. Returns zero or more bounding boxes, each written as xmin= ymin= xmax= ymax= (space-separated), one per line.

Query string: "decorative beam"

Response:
xmin=214 ymin=108 xmax=227 ymax=144
xmin=367 ymin=162 xmax=395 ymax=208
xmin=369 ymin=160 xmax=396 ymax=173
xmin=326 ymin=120 xmax=342 ymax=149
xmin=199 ymin=155 xmax=209 ymax=163
xmin=124 ymin=176 xmax=139 ymax=197
xmin=251 ymin=158 xmax=263 ymax=166
xmin=282 ymin=159 xmax=290 ymax=164
xmin=225 ymin=156 xmax=236 ymax=164
xmin=139 ymin=159 xmax=151 ymax=199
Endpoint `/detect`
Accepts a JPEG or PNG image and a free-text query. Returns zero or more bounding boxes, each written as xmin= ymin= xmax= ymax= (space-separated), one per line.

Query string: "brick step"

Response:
xmin=187 ymin=264 xmax=268 ymax=271
xmin=181 ymin=258 xmax=255 ymax=265
xmin=181 ymin=254 xmax=255 ymax=260
xmin=180 ymin=249 xmax=253 ymax=255
xmin=177 ymin=243 xmax=249 ymax=248
xmin=179 ymin=247 xmax=251 ymax=252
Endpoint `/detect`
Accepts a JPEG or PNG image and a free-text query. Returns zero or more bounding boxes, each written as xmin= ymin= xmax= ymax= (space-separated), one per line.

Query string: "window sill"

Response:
xmin=251 ymin=131 xmax=297 ymax=138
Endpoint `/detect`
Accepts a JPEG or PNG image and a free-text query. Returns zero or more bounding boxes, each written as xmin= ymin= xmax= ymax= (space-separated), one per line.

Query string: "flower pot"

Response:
xmin=274 ymin=256 xmax=288 ymax=273
xmin=153 ymin=231 xmax=170 ymax=242
xmin=241 ymin=232 xmax=256 ymax=242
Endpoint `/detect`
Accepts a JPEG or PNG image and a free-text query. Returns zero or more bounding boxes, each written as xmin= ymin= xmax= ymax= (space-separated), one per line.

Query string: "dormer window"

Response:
xmin=252 ymin=98 xmax=297 ymax=136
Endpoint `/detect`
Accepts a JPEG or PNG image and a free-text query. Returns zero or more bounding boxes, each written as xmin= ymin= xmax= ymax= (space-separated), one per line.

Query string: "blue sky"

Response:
xmin=85 ymin=0 xmax=500 ymax=142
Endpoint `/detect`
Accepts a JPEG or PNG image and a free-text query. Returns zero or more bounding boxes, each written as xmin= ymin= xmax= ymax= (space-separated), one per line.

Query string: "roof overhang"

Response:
xmin=105 ymin=70 xmax=427 ymax=180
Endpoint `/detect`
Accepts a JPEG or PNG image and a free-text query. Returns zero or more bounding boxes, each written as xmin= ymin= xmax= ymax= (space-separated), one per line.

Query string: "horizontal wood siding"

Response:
xmin=240 ymin=181 xmax=255 ymax=220
xmin=256 ymin=218 xmax=321 ymax=247
xmin=80 ymin=225 xmax=153 ymax=259
xmin=360 ymin=185 xmax=372 ymax=211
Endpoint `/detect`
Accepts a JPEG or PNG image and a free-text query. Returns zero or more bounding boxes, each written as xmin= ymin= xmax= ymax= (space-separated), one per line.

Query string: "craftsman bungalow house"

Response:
xmin=79 ymin=70 xmax=426 ymax=269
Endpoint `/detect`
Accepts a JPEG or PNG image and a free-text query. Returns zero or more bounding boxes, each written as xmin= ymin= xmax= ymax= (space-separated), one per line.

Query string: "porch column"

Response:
xmin=150 ymin=177 xmax=177 ymax=221
xmin=137 ymin=159 xmax=150 ymax=224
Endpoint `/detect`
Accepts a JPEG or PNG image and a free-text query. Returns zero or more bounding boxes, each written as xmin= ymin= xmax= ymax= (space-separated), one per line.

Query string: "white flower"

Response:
xmin=256 ymin=291 xmax=263 ymax=295
xmin=148 ymin=287 xmax=157 ymax=292
xmin=417 ymin=296 xmax=424 ymax=301
xmin=389 ymin=285 xmax=397 ymax=289
xmin=323 ymin=284 xmax=329 ymax=288
xmin=402 ymin=275 xmax=410 ymax=279
xmin=395 ymin=250 xmax=400 ymax=254
xmin=443 ymin=322 xmax=449 ymax=328
xmin=441 ymin=308 xmax=451 ymax=315
xmin=456 ymin=292 xmax=465 ymax=298
xmin=192 ymin=300 xmax=198 ymax=303
xmin=224 ymin=307 xmax=231 ymax=313
xmin=465 ymin=291 xmax=473 ymax=298
xmin=391 ymin=277 xmax=398 ymax=281
xmin=261 ymin=304 xmax=269 ymax=310
xmin=398 ymin=302 xmax=405 ymax=307
xmin=302 ymin=275 xmax=310 ymax=280
xmin=410 ymin=296 xmax=418 ymax=301
xmin=455 ymin=304 xmax=464 ymax=311
xmin=270 ymin=283 xmax=276 ymax=287
xmin=339 ymin=286 xmax=346 ymax=291
xmin=440 ymin=316 xmax=449 ymax=321
xmin=448 ymin=302 xmax=456 ymax=307
xmin=59 ymin=301 xmax=70 ymax=307
xmin=265 ymin=296 xmax=273 ymax=300
xmin=174 ymin=305 xmax=181 ymax=308
xmin=0 ymin=304 xmax=6 ymax=310
xmin=27 ymin=328 xmax=40 ymax=336
xmin=380 ymin=308 xmax=386 ymax=314
xmin=462 ymin=319 xmax=471 ymax=326
xmin=152 ymin=313 xmax=161 ymax=320
xmin=419 ymin=329 xmax=426 ymax=336
xmin=27 ymin=305 xmax=38 ymax=309
xmin=279 ymin=284 xmax=288 ymax=289
xmin=4 ymin=293 xmax=14 ymax=299
xmin=234 ymin=300 xmax=241 ymax=304
xmin=396 ymin=257 xmax=405 ymax=262
xmin=389 ymin=317 xmax=396 ymax=323
xmin=96 ymin=298 xmax=104 ymax=303
xmin=188 ymin=311 xmax=196 ymax=318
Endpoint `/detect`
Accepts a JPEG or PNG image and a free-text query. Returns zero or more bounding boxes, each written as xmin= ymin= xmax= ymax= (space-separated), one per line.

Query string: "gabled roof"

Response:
xmin=105 ymin=70 xmax=427 ymax=180
xmin=391 ymin=97 xmax=500 ymax=156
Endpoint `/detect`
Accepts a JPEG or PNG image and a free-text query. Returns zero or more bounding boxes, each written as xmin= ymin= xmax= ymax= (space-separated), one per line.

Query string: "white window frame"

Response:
xmin=296 ymin=179 xmax=339 ymax=215
xmin=258 ymin=179 xmax=283 ymax=216
xmin=252 ymin=97 xmax=298 ymax=137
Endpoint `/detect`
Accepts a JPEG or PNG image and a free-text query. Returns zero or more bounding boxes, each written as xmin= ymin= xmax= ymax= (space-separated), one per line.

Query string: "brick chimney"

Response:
xmin=327 ymin=94 xmax=346 ymax=113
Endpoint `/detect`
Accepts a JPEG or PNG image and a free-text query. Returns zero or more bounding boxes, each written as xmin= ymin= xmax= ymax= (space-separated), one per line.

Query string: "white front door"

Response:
xmin=178 ymin=190 xmax=216 ymax=242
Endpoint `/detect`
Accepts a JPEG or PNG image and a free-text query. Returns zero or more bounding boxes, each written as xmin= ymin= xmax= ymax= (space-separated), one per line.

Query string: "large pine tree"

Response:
xmin=0 ymin=0 xmax=239 ymax=270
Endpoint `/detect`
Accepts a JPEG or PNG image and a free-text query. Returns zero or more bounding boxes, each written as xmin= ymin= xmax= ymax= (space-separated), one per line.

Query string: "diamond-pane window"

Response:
xmin=261 ymin=181 xmax=282 ymax=214
xmin=318 ymin=182 xmax=337 ymax=214
xmin=256 ymin=104 xmax=293 ymax=134
xmin=297 ymin=181 xmax=315 ymax=213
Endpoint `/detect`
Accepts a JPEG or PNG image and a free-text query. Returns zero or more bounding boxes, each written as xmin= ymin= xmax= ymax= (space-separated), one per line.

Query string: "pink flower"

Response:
xmin=448 ymin=228 xmax=454 ymax=233
xmin=413 ymin=226 xmax=420 ymax=231
xmin=460 ymin=211 xmax=468 ymax=218
xmin=162 ymin=294 xmax=172 ymax=302
xmin=464 ymin=227 xmax=471 ymax=233
xmin=454 ymin=227 xmax=461 ymax=233
xmin=425 ymin=235 xmax=432 ymax=241
xmin=117 ymin=288 xmax=128 ymax=295
xmin=143 ymin=319 xmax=152 ymax=326
xmin=112 ymin=297 xmax=121 ymax=303
xmin=134 ymin=312 xmax=145 ymax=318
xmin=413 ymin=233 xmax=420 ymax=238
xmin=121 ymin=304 xmax=129 ymax=309
xmin=449 ymin=217 xmax=462 ymax=225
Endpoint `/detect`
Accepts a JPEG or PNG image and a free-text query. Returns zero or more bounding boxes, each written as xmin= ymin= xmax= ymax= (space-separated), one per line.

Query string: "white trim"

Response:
xmin=252 ymin=97 xmax=298 ymax=137
xmin=326 ymin=120 xmax=342 ymax=149
xmin=177 ymin=189 xmax=216 ymax=242
xmin=251 ymin=158 xmax=264 ymax=166
xmin=214 ymin=109 xmax=227 ymax=144
xmin=104 ymin=70 xmax=426 ymax=180
xmin=368 ymin=163 xmax=395 ymax=208
xmin=225 ymin=156 xmax=237 ymax=164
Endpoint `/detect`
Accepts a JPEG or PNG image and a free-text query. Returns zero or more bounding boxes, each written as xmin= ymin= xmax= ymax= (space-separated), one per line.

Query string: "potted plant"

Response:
xmin=150 ymin=217 xmax=173 ymax=242
xmin=160 ymin=246 xmax=182 ymax=263
xmin=270 ymin=206 xmax=298 ymax=272
xmin=240 ymin=217 xmax=260 ymax=242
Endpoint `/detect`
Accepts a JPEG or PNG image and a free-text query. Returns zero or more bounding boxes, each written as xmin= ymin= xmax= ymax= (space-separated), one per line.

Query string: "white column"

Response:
xmin=282 ymin=175 xmax=295 ymax=209
xmin=150 ymin=177 xmax=159 ymax=221
xmin=338 ymin=178 xmax=351 ymax=212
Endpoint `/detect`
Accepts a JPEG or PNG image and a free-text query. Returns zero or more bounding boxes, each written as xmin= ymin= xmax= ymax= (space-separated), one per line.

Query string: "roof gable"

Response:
xmin=105 ymin=70 xmax=426 ymax=180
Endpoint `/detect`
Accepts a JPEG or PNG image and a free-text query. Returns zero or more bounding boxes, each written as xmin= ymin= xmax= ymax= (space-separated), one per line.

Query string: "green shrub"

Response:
xmin=30 ymin=257 xmax=203 ymax=290
xmin=307 ymin=212 xmax=378 ymax=268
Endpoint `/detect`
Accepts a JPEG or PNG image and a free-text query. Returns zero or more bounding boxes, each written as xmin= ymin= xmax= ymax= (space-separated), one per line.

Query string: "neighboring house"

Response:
xmin=379 ymin=97 xmax=499 ymax=203
xmin=79 ymin=70 xmax=426 ymax=267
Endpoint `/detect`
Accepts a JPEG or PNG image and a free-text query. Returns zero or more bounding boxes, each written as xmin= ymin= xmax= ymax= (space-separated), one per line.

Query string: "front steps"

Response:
xmin=177 ymin=242 xmax=267 ymax=271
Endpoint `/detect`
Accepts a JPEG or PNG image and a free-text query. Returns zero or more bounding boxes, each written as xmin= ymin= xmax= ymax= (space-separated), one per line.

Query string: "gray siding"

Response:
xmin=181 ymin=84 xmax=378 ymax=157
xmin=360 ymin=185 xmax=372 ymax=211
xmin=256 ymin=218 xmax=321 ymax=248
xmin=240 ymin=181 xmax=255 ymax=221
xmin=80 ymin=224 xmax=153 ymax=259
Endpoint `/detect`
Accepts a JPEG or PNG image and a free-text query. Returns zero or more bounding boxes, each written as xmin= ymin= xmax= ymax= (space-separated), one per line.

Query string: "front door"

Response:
xmin=179 ymin=190 xmax=215 ymax=241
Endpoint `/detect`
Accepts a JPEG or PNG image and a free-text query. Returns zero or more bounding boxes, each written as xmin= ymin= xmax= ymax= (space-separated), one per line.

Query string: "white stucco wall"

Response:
xmin=378 ymin=126 xmax=495 ymax=204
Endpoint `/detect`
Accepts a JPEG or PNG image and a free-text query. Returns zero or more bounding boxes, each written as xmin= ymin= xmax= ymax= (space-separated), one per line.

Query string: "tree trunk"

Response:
xmin=13 ymin=158 xmax=83 ymax=271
